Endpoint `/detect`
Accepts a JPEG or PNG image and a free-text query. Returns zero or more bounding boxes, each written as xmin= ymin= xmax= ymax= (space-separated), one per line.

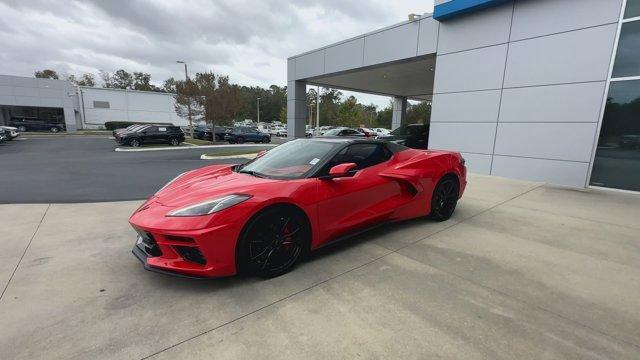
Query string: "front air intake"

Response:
xmin=174 ymin=246 xmax=207 ymax=265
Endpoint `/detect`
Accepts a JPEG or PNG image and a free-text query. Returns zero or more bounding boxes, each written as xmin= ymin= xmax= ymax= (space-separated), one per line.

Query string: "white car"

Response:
xmin=0 ymin=126 xmax=20 ymax=140
xmin=373 ymin=128 xmax=391 ymax=136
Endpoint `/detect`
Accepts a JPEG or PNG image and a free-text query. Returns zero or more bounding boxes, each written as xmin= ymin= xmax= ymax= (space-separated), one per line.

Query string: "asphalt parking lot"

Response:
xmin=0 ymin=136 xmax=248 ymax=203
xmin=1 ymin=173 xmax=639 ymax=359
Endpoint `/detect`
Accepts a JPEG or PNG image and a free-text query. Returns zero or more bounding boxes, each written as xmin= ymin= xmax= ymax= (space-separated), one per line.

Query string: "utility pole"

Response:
xmin=316 ymin=86 xmax=320 ymax=135
xmin=176 ymin=60 xmax=193 ymax=139
xmin=257 ymin=97 xmax=261 ymax=124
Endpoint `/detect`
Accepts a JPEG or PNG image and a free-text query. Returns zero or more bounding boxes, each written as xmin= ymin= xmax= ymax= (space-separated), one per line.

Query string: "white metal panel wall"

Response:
xmin=325 ymin=39 xmax=365 ymax=74
xmin=437 ymin=3 xmax=513 ymax=54
xmin=363 ymin=22 xmax=420 ymax=66
xmin=430 ymin=0 xmax=622 ymax=187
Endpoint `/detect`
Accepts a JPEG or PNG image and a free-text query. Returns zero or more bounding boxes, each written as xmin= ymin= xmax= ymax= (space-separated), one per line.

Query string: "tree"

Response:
xmin=163 ymin=77 xmax=178 ymax=93
xmin=101 ymin=69 xmax=134 ymax=89
xmin=133 ymin=72 xmax=160 ymax=91
xmin=34 ymin=69 xmax=59 ymax=79
xmin=66 ymin=73 xmax=96 ymax=87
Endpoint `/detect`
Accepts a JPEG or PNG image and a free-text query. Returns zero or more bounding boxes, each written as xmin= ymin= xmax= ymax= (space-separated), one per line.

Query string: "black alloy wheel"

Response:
xmin=50 ymin=127 xmax=60 ymax=133
xmin=236 ymin=137 xmax=245 ymax=144
xmin=430 ymin=176 xmax=459 ymax=222
xmin=128 ymin=138 xmax=141 ymax=147
xmin=262 ymin=137 xmax=270 ymax=143
xmin=17 ymin=126 xmax=27 ymax=132
xmin=238 ymin=207 xmax=310 ymax=278
xmin=169 ymin=137 xmax=180 ymax=146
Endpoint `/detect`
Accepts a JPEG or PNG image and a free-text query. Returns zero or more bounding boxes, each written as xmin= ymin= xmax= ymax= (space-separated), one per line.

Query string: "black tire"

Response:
xmin=237 ymin=206 xmax=311 ymax=278
xmin=50 ymin=127 xmax=60 ymax=133
xmin=236 ymin=137 xmax=245 ymax=144
xmin=17 ymin=126 xmax=27 ymax=132
xmin=228 ymin=140 xmax=236 ymax=144
xmin=169 ymin=137 xmax=180 ymax=146
xmin=128 ymin=138 xmax=141 ymax=147
xmin=262 ymin=137 xmax=271 ymax=143
xmin=430 ymin=175 xmax=459 ymax=222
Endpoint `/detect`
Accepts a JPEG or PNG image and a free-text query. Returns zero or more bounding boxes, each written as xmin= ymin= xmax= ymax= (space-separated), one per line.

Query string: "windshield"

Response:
xmin=239 ymin=139 xmax=340 ymax=179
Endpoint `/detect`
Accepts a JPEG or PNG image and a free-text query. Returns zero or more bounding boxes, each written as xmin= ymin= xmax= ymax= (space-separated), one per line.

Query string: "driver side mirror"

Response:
xmin=324 ymin=162 xmax=357 ymax=179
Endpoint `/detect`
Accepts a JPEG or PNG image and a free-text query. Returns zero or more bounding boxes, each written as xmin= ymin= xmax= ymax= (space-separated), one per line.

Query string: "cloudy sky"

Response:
xmin=0 ymin=0 xmax=433 ymax=107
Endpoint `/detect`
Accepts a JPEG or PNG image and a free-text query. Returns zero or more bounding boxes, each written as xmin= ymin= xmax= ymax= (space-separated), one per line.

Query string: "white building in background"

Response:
xmin=78 ymin=87 xmax=186 ymax=129
xmin=287 ymin=0 xmax=640 ymax=192
xmin=0 ymin=74 xmax=187 ymax=131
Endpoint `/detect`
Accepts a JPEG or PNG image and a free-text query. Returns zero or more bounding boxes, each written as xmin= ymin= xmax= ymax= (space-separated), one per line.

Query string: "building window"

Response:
xmin=93 ymin=101 xmax=110 ymax=109
xmin=612 ymin=21 xmax=640 ymax=78
xmin=590 ymin=80 xmax=640 ymax=191
xmin=625 ymin=0 xmax=640 ymax=19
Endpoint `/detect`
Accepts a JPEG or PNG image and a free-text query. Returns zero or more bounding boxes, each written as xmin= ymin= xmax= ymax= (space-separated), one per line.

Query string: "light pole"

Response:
xmin=176 ymin=60 xmax=194 ymax=139
xmin=316 ymin=86 xmax=320 ymax=135
xmin=256 ymin=97 xmax=261 ymax=124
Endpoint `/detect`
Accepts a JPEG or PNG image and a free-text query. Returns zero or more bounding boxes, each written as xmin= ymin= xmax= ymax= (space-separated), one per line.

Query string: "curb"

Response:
xmin=200 ymin=153 xmax=259 ymax=160
xmin=115 ymin=144 xmax=277 ymax=152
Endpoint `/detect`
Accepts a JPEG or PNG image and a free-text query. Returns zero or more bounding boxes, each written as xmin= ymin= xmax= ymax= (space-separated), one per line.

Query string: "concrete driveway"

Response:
xmin=1 ymin=174 xmax=639 ymax=359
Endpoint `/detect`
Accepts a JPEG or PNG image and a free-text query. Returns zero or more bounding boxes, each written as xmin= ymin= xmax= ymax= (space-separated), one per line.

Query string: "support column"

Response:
xmin=287 ymin=80 xmax=307 ymax=139
xmin=391 ymin=96 xmax=407 ymax=130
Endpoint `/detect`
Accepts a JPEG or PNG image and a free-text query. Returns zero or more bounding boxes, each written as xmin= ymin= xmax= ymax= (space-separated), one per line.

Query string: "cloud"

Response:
xmin=0 ymin=0 xmax=432 ymax=107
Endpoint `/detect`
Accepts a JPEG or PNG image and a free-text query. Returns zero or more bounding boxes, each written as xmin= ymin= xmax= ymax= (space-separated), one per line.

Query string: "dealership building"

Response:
xmin=0 ymin=74 xmax=186 ymax=132
xmin=287 ymin=0 xmax=640 ymax=192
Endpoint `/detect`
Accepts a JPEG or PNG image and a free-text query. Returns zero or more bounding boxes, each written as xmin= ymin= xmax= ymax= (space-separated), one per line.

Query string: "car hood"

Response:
xmin=154 ymin=165 xmax=281 ymax=208
xmin=0 ymin=126 xmax=17 ymax=131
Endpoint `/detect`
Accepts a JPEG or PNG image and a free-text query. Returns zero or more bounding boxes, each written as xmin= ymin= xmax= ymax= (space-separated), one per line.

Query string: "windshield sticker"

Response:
xmin=309 ymin=158 xmax=320 ymax=165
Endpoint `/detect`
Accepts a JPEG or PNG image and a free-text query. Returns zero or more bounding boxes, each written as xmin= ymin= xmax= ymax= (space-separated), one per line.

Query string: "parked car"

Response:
xmin=10 ymin=117 xmax=66 ymax=133
xmin=0 ymin=128 xmax=7 ymax=143
xmin=225 ymin=127 xmax=271 ymax=144
xmin=130 ymin=138 xmax=467 ymax=278
xmin=204 ymin=126 xmax=232 ymax=141
xmin=113 ymin=124 xmax=144 ymax=137
xmin=0 ymin=126 xmax=20 ymax=140
xmin=116 ymin=125 xmax=185 ymax=147
xmin=372 ymin=128 xmax=391 ymax=136
xmin=356 ymin=127 xmax=376 ymax=137
xmin=320 ymin=127 xmax=365 ymax=137
xmin=269 ymin=126 xmax=287 ymax=137
xmin=192 ymin=124 xmax=210 ymax=140
xmin=377 ymin=123 xmax=428 ymax=149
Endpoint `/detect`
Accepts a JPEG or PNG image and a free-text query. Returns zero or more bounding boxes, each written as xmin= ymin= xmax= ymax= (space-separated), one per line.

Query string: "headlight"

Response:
xmin=166 ymin=194 xmax=252 ymax=217
xmin=156 ymin=172 xmax=187 ymax=194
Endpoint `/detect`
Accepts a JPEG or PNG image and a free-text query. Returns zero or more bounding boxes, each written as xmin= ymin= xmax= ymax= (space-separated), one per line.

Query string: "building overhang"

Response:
xmin=433 ymin=0 xmax=512 ymax=21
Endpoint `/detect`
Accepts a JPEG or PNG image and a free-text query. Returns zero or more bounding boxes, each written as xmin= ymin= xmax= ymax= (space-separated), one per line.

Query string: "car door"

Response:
xmin=316 ymin=143 xmax=399 ymax=243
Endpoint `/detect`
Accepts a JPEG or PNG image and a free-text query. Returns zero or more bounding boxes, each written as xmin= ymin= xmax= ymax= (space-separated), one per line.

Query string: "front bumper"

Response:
xmin=129 ymin=200 xmax=252 ymax=278
xmin=132 ymin=238 xmax=209 ymax=279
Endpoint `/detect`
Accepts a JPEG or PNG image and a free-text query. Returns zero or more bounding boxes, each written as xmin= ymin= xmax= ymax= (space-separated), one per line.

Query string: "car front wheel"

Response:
xmin=128 ymin=138 xmax=141 ymax=147
xmin=50 ymin=127 xmax=60 ymax=133
xmin=17 ymin=126 xmax=27 ymax=132
xmin=238 ymin=206 xmax=310 ymax=278
xmin=169 ymin=137 xmax=180 ymax=146
xmin=430 ymin=176 xmax=459 ymax=222
xmin=236 ymin=137 xmax=245 ymax=144
xmin=262 ymin=137 xmax=270 ymax=143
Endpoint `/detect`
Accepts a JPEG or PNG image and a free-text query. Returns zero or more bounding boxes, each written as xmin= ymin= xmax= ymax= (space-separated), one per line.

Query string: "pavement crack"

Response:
xmin=0 ymin=204 xmax=51 ymax=301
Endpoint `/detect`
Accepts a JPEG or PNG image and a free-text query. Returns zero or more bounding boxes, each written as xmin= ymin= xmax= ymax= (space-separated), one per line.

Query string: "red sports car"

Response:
xmin=130 ymin=138 xmax=466 ymax=278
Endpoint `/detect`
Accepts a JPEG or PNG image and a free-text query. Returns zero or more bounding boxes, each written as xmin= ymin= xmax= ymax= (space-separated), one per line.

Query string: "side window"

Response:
xmin=326 ymin=144 xmax=392 ymax=172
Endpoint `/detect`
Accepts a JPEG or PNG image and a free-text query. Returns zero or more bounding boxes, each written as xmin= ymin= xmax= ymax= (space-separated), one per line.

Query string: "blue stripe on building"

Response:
xmin=433 ymin=0 xmax=512 ymax=21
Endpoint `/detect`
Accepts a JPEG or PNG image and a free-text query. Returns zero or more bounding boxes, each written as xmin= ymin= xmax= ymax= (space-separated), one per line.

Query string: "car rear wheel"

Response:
xmin=430 ymin=176 xmax=459 ymax=222
xmin=17 ymin=126 xmax=27 ymax=132
xmin=128 ymin=138 xmax=141 ymax=147
xmin=50 ymin=127 xmax=59 ymax=133
xmin=238 ymin=206 xmax=310 ymax=278
xmin=169 ymin=137 xmax=180 ymax=146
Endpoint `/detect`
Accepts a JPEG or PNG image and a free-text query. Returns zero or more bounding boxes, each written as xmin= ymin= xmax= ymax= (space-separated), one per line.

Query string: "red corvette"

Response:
xmin=130 ymin=138 xmax=466 ymax=278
